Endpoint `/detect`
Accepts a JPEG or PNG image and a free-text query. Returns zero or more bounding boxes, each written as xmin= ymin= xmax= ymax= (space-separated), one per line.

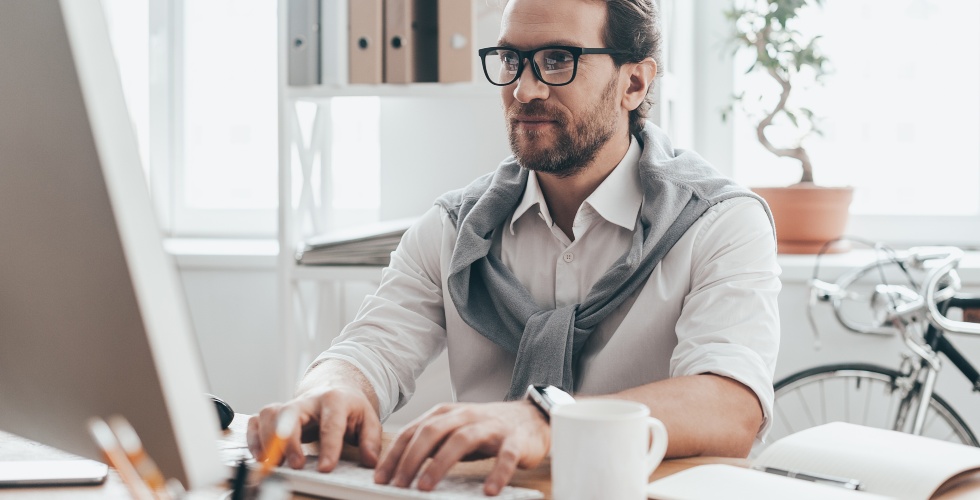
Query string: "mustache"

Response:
xmin=507 ymin=101 xmax=565 ymax=123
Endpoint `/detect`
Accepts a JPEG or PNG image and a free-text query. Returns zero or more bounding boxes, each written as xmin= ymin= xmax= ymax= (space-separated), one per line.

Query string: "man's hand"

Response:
xmin=246 ymin=386 xmax=383 ymax=472
xmin=373 ymin=401 xmax=549 ymax=496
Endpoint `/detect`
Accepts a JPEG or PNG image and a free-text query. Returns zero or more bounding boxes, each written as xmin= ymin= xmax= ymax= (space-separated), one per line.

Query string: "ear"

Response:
xmin=620 ymin=57 xmax=657 ymax=112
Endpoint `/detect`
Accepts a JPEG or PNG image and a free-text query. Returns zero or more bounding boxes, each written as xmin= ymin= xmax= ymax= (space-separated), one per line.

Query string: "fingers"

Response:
xmin=357 ymin=409 xmax=383 ymax=468
xmin=418 ymin=426 xmax=498 ymax=492
xmin=373 ymin=422 xmax=416 ymax=484
xmin=316 ymin=401 xmax=351 ymax=472
xmin=394 ymin=410 xmax=478 ymax=488
xmin=282 ymin=411 xmax=307 ymax=469
xmin=246 ymin=415 xmax=263 ymax=460
xmin=248 ymin=389 xmax=382 ymax=474
xmin=253 ymin=406 xmax=285 ymax=465
xmin=484 ymin=438 xmax=522 ymax=496
xmin=252 ymin=405 xmax=304 ymax=469
xmin=375 ymin=404 xmax=454 ymax=485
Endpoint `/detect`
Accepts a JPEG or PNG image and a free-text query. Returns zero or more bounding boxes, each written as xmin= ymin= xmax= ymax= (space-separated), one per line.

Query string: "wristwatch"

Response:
xmin=525 ymin=384 xmax=576 ymax=420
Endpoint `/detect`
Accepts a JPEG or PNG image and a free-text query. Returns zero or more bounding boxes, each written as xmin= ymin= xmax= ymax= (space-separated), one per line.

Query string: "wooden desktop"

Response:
xmin=3 ymin=414 xmax=980 ymax=499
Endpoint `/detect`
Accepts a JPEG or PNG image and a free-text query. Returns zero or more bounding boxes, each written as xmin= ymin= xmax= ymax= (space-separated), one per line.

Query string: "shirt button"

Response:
xmin=563 ymin=252 xmax=574 ymax=263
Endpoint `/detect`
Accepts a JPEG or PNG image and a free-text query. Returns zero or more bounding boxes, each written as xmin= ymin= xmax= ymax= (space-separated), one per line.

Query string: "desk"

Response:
xmin=4 ymin=415 xmax=980 ymax=499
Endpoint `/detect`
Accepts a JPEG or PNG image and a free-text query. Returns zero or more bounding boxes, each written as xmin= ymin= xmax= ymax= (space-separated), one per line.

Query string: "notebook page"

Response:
xmin=753 ymin=422 xmax=980 ymax=500
xmin=646 ymin=464 xmax=895 ymax=500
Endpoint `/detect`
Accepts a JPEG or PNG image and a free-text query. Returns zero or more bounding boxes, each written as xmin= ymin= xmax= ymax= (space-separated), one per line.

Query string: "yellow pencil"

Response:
xmin=87 ymin=417 xmax=156 ymax=500
xmin=108 ymin=415 xmax=168 ymax=494
xmin=258 ymin=407 xmax=299 ymax=479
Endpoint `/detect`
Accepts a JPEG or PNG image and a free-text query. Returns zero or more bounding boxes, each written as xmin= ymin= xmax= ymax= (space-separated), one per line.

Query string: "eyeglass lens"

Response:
xmin=483 ymin=48 xmax=576 ymax=85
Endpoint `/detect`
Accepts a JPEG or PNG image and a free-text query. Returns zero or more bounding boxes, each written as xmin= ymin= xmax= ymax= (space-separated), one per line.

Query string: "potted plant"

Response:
xmin=726 ymin=0 xmax=853 ymax=254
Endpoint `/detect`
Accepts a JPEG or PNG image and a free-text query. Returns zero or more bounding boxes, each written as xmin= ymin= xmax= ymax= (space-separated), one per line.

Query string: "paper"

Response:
xmin=298 ymin=218 xmax=416 ymax=266
xmin=753 ymin=422 xmax=980 ymax=500
xmin=647 ymin=464 xmax=894 ymax=500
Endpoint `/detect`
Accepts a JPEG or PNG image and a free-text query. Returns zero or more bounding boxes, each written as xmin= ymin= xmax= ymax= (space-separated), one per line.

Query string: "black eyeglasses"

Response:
xmin=478 ymin=45 xmax=627 ymax=87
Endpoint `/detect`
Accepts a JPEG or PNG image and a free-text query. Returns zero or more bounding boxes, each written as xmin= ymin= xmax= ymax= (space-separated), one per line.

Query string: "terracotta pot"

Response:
xmin=751 ymin=184 xmax=854 ymax=254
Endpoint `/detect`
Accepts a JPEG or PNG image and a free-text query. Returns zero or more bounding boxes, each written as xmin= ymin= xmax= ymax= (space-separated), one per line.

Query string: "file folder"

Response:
xmin=437 ymin=0 xmax=473 ymax=82
xmin=287 ymin=0 xmax=321 ymax=86
xmin=349 ymin=0 xmax=383 ymax=84
xmin=320 ymin=0 xmax=348 ymax=85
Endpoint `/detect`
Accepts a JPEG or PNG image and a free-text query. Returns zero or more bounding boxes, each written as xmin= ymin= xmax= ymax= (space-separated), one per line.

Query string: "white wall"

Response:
xmin=378 ymin=96 xmax=510 ymax=221
xmin=175 ymin=261 xmax=280 ymax=415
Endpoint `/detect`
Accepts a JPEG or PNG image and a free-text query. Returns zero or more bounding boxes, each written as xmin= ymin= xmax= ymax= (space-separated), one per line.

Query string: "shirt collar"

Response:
xmin=510 ymin=168 xmax=550 ymax=235
xmin=582 ymin=134 xmax=642 ymax=231
xmin=508 ymin=135 xmax=643 ymax=235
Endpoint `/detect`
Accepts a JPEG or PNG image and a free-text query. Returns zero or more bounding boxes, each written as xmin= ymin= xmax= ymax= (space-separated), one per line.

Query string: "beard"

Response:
xmin=506 ymin=75 xmax=620 ymax=178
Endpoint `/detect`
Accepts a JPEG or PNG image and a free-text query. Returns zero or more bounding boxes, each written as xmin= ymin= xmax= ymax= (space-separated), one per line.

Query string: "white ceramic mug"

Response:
xmin=550 ymin=399 xmax=668 ymax=500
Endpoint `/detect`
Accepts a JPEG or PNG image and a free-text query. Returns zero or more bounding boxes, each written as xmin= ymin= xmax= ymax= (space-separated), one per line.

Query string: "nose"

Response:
xmin=512 ymin=59 xmax=549 ymax=104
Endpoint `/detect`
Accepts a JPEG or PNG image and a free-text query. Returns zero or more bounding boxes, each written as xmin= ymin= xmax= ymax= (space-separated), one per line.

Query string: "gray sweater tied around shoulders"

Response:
xmin=434 ymin=121 xmax=774 ymax=401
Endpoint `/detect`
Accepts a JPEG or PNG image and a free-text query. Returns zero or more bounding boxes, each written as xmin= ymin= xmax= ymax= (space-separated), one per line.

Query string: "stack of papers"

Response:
xmin=296 ymin=218 xmax=417 ymax=266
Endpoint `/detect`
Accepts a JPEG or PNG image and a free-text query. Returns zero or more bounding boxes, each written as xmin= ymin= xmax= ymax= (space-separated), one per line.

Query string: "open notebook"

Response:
xmin=648 ymin=422 xmax=980 ymax=500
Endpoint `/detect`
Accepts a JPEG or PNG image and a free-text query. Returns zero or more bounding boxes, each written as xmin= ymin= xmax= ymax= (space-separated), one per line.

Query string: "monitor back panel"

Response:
xmin=0 ymin=0 xmax=223 ymax=489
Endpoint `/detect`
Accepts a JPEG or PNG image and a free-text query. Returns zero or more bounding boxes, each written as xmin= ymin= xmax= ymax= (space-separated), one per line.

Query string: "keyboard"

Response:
xmin=270 ymin=458 xmax=544 ymax=500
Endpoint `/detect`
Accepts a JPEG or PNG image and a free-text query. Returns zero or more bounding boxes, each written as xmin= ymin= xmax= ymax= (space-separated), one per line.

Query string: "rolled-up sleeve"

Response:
xmin=309 ymin=205 xmax=449 ymax=421
xmin=669 ymin=198 xmax=781 ymax=441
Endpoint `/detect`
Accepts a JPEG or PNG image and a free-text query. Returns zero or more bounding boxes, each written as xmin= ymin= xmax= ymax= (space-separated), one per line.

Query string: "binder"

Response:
xmin=384 ymin=0 xmax=438 ymax=83
xmin=349 ymin=0 xmax=383 ymax=84
xmin=320 ymin=0 xmax=348 ymax=85
xmin=436 ymin=0 xmax=473 ymax=82
xmin=384 ymin=0 xmax=414 ymax=83
xmin=413 ymin=0 xmax=439 ymax=83
xmin=287 ymin=0 xmax=321 ymax=86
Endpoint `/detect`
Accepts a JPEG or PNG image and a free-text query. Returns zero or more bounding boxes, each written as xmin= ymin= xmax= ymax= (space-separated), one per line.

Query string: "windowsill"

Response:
xmin=162 ymin=238 xmax=980 ymax=285
xmin=778 ymin=249 xmax=980 ymax=285
xmin=164 ymin=238 xmax=278 ymax=270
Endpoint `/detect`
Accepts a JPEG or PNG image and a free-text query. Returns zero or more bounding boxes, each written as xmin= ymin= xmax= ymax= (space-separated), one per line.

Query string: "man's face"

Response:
xmin=498 ymin=0 xmax=625 ymax=177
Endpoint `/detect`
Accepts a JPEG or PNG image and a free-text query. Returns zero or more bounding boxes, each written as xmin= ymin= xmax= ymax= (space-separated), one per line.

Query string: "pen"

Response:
xmin=753 ymin=466 xmax=863 ymax=490
xmin=230 ymin=458 xmax=249 ymax=500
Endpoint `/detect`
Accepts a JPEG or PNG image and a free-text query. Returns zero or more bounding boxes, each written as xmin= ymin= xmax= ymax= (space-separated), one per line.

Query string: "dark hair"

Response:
xmin=601 ymin=0 xmax=663 ymax=136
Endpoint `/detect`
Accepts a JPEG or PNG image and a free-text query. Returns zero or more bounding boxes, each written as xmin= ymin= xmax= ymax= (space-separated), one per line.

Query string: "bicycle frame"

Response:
xmin=810 ymin=247 xmax=980 ymax=439
xmin=906 ymin=297 xmax=980 ymax=434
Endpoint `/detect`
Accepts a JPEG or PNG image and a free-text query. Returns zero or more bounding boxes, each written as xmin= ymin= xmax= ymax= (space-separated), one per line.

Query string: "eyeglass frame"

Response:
xmin=477 ymin=45 xmax=628 ymax=87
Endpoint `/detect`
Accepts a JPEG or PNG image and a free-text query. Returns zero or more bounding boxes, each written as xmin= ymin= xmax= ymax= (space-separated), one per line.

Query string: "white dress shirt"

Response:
xmin=313 ymin=137 xmax=782 ymax=439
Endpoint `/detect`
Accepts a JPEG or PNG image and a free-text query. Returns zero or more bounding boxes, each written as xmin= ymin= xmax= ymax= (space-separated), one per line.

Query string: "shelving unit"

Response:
xmin=275 ymin=0 xmax=507 ymax=397
xmin=286 ymin=82 xmax=497 ymax=100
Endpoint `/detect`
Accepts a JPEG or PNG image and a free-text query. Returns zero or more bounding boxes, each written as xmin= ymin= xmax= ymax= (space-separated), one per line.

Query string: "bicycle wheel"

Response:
xmin=764 ymin=363 xmax=977 ymax=451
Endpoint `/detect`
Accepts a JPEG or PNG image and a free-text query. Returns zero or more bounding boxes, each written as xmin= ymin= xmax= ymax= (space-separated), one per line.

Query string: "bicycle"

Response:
xmin=766 ymin=244 xmax=980 ymax=450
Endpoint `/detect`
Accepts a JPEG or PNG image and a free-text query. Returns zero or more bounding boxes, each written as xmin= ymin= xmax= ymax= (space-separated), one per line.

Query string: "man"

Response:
xmin=249 ymin=0 xmax=780 ymax=495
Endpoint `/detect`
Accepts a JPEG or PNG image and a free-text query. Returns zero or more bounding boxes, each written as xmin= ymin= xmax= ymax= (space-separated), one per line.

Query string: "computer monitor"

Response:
xmin=0 ymin=0 xmax=224 ymax=490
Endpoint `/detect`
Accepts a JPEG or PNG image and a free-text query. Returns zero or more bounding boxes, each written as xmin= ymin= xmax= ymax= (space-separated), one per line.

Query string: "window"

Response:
xmin=103 ymin=0 xmax=279 ymax=237
xmin=730 ymin=0 xmax=980 ymax=246
xmin=165 ymin=0 xmax=279 ymax=237
xmin=103 ymin=0 xmax=383 ymax=239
